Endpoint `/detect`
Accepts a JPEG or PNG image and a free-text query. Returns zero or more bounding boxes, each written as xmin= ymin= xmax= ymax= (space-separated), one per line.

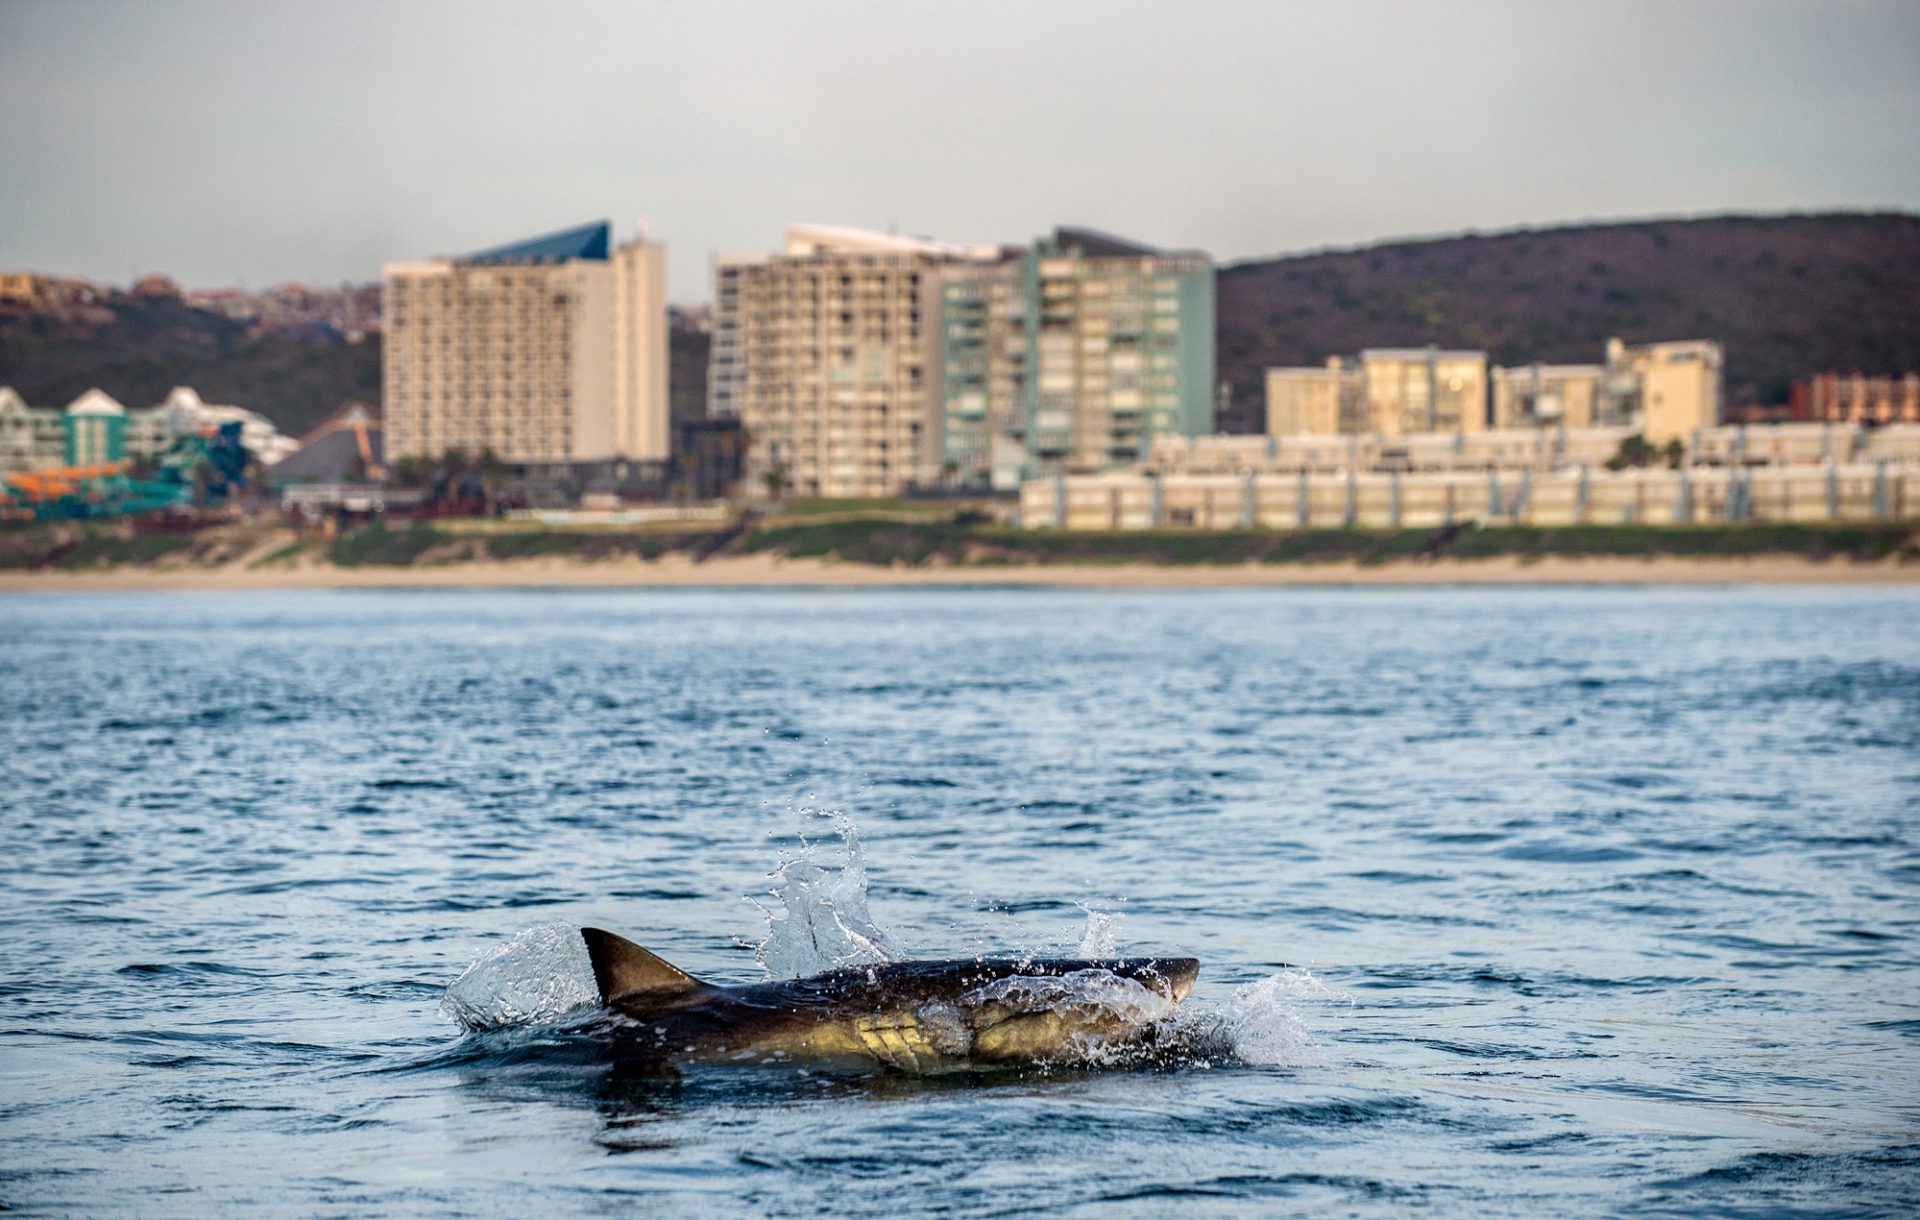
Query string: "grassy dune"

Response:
xmin=4 ymin=514 xmax=1915 ymax=573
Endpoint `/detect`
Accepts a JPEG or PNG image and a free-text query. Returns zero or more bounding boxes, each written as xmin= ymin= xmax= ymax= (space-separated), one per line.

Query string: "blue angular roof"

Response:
xmin=460 ymin=221 xmax=610 ymax=265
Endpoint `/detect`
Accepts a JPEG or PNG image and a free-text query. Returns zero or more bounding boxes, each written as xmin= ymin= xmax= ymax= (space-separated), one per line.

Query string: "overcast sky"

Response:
xmin=2 ymin=0 xmax=1915 ymax=302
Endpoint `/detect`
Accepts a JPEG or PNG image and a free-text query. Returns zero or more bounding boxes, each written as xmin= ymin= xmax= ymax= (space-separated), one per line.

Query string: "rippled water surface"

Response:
xmin=3 ymin=586 xmax=1918 ymax=1216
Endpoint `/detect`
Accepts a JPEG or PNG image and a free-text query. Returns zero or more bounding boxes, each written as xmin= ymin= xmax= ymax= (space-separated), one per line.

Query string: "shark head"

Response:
xmin=949 ymin=957 xmax=1200 ymax=1062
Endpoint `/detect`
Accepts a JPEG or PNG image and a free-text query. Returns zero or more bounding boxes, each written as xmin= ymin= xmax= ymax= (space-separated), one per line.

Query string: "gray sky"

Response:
xmin=3 ymin=0 xmax=1916 ymax=302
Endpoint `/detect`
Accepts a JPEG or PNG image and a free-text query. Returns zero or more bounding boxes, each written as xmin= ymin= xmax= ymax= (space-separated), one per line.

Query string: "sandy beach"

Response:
xmin=3 ymin=552 xmax=1917 ymax=593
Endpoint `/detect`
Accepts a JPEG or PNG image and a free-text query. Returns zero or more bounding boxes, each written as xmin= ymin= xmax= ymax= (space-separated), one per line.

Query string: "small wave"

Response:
xmin=1499 ymin=841 xmax=1644 ymax=864
xmin=116 ymin=961 xmax=265 ymax=979
xmin=1642 ymin=1142 xmax=1920 ymax=1206
xmin=1862 ymin=1018 xmax=1920 ymax=1037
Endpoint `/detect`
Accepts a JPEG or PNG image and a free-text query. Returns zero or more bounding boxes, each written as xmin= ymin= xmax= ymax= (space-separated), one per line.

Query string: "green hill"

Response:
xmin=0 ymin=298 xmax=712 ymax=439
xmin=0 ymin=296 xmax=381 ymax=438
xmin=1215 ymin=211 xmax=1920 ymax=432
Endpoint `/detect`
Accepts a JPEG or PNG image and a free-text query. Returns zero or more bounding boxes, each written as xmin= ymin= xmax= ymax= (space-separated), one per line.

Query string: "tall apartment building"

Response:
xmin=937 ymin=229 xmax=1214 ymax=488
xmin=384 ymin=220 xmax=667 ymax=465
xmin=709 ymin=225 xmax=993 ymax=498
xmin=1265 ymin=346 xmax=1487 ymax=437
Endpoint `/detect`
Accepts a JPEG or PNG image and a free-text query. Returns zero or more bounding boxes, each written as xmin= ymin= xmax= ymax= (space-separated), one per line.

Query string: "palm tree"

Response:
xmin=761 ymin=461 xmax=789 ymax=502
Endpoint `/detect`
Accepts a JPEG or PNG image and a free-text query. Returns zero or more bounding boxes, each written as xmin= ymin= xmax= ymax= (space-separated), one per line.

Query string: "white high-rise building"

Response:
xmin=710 ymin=224 xmax=999 ymax=498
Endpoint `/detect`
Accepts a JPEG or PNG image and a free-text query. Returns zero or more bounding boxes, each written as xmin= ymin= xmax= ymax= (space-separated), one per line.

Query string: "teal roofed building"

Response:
xmin=936 ymin=227 xmax=1215 ymax=490
xmin=63 ymin=389 xmax=128 ymax=465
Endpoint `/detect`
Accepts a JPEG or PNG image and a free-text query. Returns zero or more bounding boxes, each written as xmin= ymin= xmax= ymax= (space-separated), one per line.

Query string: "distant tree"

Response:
xmin=1605 ymin=433 xmax=1658 ymax=471
xmin=473 ymin=447 xmax=509 ymax=496
xmin=390 ymin=455 xmax=437 ymax=488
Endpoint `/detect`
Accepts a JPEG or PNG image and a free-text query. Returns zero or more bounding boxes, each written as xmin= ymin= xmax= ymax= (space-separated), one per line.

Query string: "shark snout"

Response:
xmin=1157 ymin=958 xmax=1199 ymax=1005
xmin=1112 ymin=957 xmax=1198 ymax=1005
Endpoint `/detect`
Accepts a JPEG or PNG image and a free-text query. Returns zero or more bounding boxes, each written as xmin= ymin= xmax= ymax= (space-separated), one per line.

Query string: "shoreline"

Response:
xmin=3 ymin=552 xmax=1917 ymax=592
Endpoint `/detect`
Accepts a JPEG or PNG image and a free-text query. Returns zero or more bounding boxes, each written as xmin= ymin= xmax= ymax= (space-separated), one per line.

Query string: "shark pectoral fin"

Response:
xmin=580 ymin=928 xmax=705 ymax=1004
xmin=855 ymin=1013 xmax=949 ymax=1074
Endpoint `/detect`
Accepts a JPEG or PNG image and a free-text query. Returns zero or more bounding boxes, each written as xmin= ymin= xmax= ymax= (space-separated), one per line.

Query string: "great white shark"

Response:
xmin=580 ymin=927 xmax=1200 ymax=1074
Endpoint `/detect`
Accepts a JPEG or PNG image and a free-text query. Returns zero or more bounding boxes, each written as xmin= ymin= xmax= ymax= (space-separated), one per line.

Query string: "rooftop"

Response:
xmin=1046 ymin=227 xmax=1210 ymax=262
xmin=782 ymin=224 xmax=977 ymax=259
xmin=1361 ymin=348 xmax=1489 ymax=361
xmin=460 ymin=221 xmax=611 ymax=266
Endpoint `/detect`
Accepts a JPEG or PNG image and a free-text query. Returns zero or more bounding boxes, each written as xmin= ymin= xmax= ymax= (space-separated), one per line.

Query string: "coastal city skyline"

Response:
xmin=4 ymin=1 xmax=1918 ymax=302
xmin=8 ymin=210 xmax=1918 ymax=501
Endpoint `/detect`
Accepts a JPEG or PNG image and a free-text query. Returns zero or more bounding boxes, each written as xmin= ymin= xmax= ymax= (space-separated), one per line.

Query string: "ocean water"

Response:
xmin=1 ymin=586 xmax=1916 ymax=1216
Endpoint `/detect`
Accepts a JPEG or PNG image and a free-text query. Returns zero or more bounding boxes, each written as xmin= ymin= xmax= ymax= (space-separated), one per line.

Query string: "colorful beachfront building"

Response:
xmin=0 ymin=386 xmax=296 ymax=473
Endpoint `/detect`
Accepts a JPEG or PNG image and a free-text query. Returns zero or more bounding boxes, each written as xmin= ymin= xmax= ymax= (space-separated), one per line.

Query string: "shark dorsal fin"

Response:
xmin=580 ymin=927 xmax=704 ymax=1004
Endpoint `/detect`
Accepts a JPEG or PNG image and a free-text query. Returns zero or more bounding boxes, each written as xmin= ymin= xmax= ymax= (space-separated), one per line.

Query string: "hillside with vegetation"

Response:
xmin=0 ymin=293 xmax=381 ymax=439
xmin=1215 ymin=212 xmax=1920 ymax=432
xmin=0 ymin=296 xmax=713 ymax=440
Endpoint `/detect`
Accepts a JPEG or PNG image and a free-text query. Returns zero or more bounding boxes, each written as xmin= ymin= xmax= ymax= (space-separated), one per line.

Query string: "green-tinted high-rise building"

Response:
xmin=937 ymin=228 xmax=1214 ymax=489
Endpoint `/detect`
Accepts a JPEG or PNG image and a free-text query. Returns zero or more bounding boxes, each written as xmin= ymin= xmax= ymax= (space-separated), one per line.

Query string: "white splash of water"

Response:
xmin=1076 ymin=906 xmax=1119 ymax=957
xmin=1057 ymin=893 xmax=1340 ymax=1068
xmin=1159 ymin=969 xmax=1336 ymax=1067
xmin=439 ymin=921 xmax=599 ymax=1032
xmin=753 ymin=815 xmax=906 ymax=979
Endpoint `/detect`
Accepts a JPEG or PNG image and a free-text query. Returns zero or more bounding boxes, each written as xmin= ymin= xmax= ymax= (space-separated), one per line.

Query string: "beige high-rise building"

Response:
xmin=710 ymin=224 xmax=998 ymax=498
xmin=611 ymin=235 xmax=669 ymax=462
xmin=384 ymin=220 xmax=667 ymax=464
